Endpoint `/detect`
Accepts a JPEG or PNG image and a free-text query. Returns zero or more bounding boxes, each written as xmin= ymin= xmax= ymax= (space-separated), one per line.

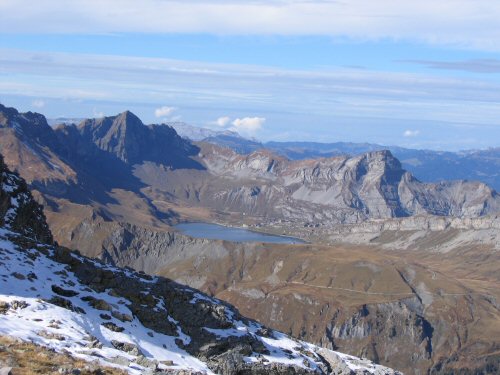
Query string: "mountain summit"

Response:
xmin=73 ymin=110 xmax=202 ymax=168
xmin=77 ymin=110 xmax=148 ymax=163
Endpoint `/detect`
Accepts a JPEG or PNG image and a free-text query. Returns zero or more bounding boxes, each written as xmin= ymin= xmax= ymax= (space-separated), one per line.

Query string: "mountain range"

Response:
xmin=2 ymin=103 xmax=499 ymax=229
xmin=168 ymin=122 xmax=241 ymax=142
xmin=1 ymin=103 xmax=500 ymax=374
xmin=179 ymin=126 xmax=500 ymax=191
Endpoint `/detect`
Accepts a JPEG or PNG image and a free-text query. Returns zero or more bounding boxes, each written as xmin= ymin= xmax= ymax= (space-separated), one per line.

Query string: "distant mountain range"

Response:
xmin=47 ymin=119 xmax=500 ymax=191
xmin=168 ymin=122 xmax=240 ymax=141
xmin=184 ymin=127 xmax=500 ymax=191
xmin=3 ymin=104 xmax=498 ymax=231
xmin=47 ymin=117 xmax=85 ymax=126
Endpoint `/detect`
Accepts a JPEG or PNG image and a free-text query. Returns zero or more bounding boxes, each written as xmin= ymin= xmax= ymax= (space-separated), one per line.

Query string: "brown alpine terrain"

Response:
xmin=2 ymin=155 xmax=400 ymax=374
xmin=1 ymin=103 xmax=500 ymax=374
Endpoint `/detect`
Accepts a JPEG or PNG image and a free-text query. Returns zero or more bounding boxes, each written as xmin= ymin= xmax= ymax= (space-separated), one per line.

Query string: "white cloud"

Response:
xmin=92 ymin=108 xmax=104 ymax=118
xmin=155 ymin=106 xmax=176 ymax=118
xmin=231 ymin=117 xmax=266 ymax=136
xmin=404 ymin=129 xmax=420 ymax=137
xmin=215 ymin=116 xmax=231 ymax=127
xmin=2 ymin=1 xmax=500 ymax=50
xmin=32 ymin=99 xmax=45 ymax=108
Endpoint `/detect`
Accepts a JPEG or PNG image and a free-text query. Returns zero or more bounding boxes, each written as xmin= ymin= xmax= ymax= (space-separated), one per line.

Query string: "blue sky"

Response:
xmin=1 ymin=0 xmax=500 ymax=150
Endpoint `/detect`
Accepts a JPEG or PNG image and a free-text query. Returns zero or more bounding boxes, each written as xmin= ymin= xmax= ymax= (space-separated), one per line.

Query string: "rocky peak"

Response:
xmin=0 ymin=103 xmax=49 ymax=130
xmin=349 ymin=150 xmax=404 ymax=179
xmin=77 ymin=110 xmax=148 ymax=164
xmin=117 ymin=109 xmax=140 ymax=122
xmin=112 ymin=110 xmax=147 ymax=140
xmin=0 ymin=103 xmax=19 ymax=125
xmin=74 ymin=110 xmax=203 ymax=168
xmin=0 ymin=154 xmax=53 ymax=244
xmin=0 ymin=103 xmax=56 ymax=148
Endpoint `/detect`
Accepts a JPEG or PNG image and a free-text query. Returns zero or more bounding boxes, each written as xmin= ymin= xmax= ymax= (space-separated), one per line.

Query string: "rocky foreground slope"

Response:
xmin=0 ymin=158 xmax=399 ymax=374
xmin=38 ymin=207 xmax=500 ymax=375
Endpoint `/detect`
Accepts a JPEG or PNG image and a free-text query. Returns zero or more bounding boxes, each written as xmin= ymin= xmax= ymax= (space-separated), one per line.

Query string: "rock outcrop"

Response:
xmin=0 ymin=154 xmax=52 ymax=244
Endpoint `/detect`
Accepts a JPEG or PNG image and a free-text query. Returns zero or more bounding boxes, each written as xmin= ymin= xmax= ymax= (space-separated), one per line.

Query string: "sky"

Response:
xmin=1 ymin=0 xmax=500 ymax=150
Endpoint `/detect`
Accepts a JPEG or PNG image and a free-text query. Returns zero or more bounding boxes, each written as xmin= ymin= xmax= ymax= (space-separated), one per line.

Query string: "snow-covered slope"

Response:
xmin=0 ymin=228 xmax=211 ymax=374
xmin=0 ymin=155 xmax=400 ymax=374
xmin=0 ymin=229 xmax=400 ymax=374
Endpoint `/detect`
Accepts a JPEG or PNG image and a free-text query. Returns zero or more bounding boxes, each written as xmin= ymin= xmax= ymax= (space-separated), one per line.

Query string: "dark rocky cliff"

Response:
xmin=0 ymin=154 xmax=53 ymax=244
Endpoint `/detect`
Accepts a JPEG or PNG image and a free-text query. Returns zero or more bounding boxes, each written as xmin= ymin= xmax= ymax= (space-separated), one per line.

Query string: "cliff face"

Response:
xmin=0 ymin=154 xmax=53 ymax=244
xmin=192 ymin=146 xmax=500 ymax=223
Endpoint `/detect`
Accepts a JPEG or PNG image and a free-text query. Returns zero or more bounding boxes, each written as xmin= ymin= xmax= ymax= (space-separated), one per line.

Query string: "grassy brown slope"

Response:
xmin=158 ymin=242 xmax=500 ymax=375
xmin=0 ymin=336 xmax=126 ymax=375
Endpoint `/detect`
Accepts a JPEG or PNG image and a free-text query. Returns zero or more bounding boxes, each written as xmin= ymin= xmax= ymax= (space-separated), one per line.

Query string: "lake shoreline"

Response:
xmin=174 ymin=222 xmax=306 ymax=244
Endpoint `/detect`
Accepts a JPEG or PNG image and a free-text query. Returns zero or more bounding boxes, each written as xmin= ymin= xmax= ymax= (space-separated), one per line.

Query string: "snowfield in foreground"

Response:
xmin=0 ymin=228 xmax=212 ymax=374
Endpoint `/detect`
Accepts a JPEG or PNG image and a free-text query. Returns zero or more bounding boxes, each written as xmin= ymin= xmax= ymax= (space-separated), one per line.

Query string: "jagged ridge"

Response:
xmin=2 ymin=103 xmax=499 ymax=227
xmin=194 ymin=146 xmax=500 ymax=223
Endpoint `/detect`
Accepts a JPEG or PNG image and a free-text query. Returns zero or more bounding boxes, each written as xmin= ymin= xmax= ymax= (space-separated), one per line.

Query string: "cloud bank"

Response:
xmin=3 ymin=49 xmax=500 ymax=126
xmin=2 ymin=49 xmax=500 ymax=149
xmin=2 ymin=1 xmax=500 ymax=50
